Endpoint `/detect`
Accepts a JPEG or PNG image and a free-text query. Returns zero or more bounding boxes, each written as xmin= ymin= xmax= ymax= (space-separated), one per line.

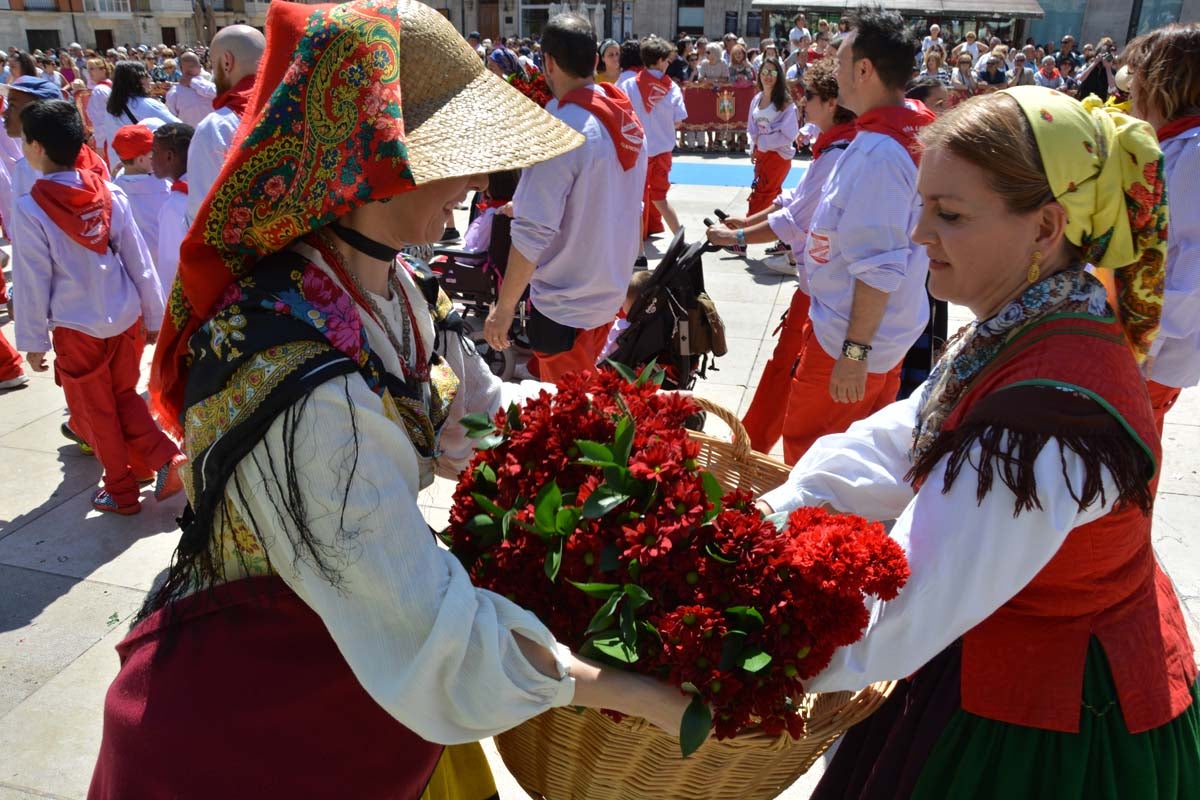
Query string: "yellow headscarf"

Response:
xmin=1001 ymin=86 xmax=1168 ymax=362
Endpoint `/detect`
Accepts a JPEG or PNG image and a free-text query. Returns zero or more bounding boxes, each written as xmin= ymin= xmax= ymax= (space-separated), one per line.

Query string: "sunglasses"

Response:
xmin=761 ymin=68 xmax=779 ymax=77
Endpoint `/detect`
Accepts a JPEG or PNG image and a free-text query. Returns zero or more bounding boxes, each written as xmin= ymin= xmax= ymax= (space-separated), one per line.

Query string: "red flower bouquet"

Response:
xmin=447 ymin=367 xmax=908 ymax=755
xmin=507 ymin=69 xmax=553 ymax=108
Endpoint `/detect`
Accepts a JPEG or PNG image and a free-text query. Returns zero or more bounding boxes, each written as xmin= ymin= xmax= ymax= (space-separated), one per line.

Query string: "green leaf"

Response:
xmin=567 ymin=580 xmax=621 ymax=598
xmin=738 ymin=647 xmax=773 ymax=674
xmin=599 ymin=542 xmax=621 ymax=572
xmin=476 ymin=433 xmax=504 ymax=450
xmin=725 ymin=606 xmax=765 ymax=631
xmin=603 ymin=465 xmax=634 ymax=495
xmin=619 ymin=601 xmax=638 ymax=650
xmin=460 ymin=412 xmax=496 ymax=437
xmin=718 ymin=630 xmax=746 ymax=671
xmin=613 ymin=416 xmax=635 ymax=467
xmin=605 ymin=359 xmax=638 ymax=382
xmin=628 ymin=557 xmax=641 ymax=582
xmin=635 ymin=358 xmax=661 ymax=386
xmin=500 ymin=509 xmax=515 ymax=540
xmin=474 ymin=462 xmax=497 ymax=485
xmin=555 ymin=506 xmax=581 ymax=536
xmin=466 ymin=513 xmax=496 ymax=533
xmin=533 ymin=481 xmax=562 ymax=535
xmin=623 ymin=583 xmax=653 ymax=610
xmin=701 ymin=471 xmax=724 ymax=510
xmin=505 ymin=402 xmax=523 ymax=431
xmin=586 ymin=591 xmax=623 ymax=635
xmin=705 ymin=542 xmax=737 ymax=565
xmin=544 ymin=536 xmax=563 ymax=582
xmin=582 ymin=486 xmax=629 ymax=519
xmin=589 ymin=631 xmax=639 ymax=664
xmin=680 ymin=695 xmax=712 ymax=758
xmin=576 ymin=440 xmax=615 ymax=466
xmin=471 ymin=492 xmax=506 ymax=518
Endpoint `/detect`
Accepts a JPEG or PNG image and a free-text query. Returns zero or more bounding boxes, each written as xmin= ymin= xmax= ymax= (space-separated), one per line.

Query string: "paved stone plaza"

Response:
xmin=1 ymin=156 xmax=1197 ymax=799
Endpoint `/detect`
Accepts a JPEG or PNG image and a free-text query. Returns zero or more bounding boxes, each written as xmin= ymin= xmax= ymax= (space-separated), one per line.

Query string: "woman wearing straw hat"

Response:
xmin=762 ymin=86 xmax=1199 ymax=797
xmin=87 ymin=3 xmax=688 ymax=798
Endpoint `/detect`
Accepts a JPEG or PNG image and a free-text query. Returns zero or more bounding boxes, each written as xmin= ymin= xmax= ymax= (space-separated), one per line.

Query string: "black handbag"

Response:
xmin=525 ymin=304 xmax=578 ymax=355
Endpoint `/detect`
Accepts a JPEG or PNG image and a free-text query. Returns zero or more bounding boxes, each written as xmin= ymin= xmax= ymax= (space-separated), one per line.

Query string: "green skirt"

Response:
xmin=914 ymin=640 xmax=1200 ymax=799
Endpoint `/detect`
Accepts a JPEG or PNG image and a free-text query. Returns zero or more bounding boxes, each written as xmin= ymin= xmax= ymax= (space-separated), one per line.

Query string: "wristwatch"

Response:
xmin=841 ymin=340 xmax=872 ymax=362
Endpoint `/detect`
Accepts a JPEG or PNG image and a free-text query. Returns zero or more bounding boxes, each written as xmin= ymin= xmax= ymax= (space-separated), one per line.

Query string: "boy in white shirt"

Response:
xmin=150 ymin=122 xmax=194 ymax=292
xmin=12 ymin=99 xmax=184 ymax=514
xmin=111 ymin=124 xmax=172 ymax=280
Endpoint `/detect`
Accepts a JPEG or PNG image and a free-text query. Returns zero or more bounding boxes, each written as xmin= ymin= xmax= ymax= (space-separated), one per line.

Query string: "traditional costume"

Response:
xmin=745 ymin=91 xmax=797 ymax=216
xmin=741 ymin=120 xmax=856 ymax=454
xmin=778 ymin=99 xmax=936 ymax=465
xmin=1146 ymin=113 xmax=1200 ymax=432
xmin=111 ymin=124 xmax=172 ymax=277
xmin=90 ymin=2 xmax=586 ymax=796
xmin=763 ymin=87 xmax=1196 ymax=799
xmin=185 ymin=74 xmax=255 ymax=224
xmin=511 ymin=81 xmax=646 ymax=382
xmin=11 ymin=167 xmax=179 ymax=514
xmin=165 ymin=75 xmax=216 ymax=128
xmin=618 ymin=67 xmax=686 ymax=240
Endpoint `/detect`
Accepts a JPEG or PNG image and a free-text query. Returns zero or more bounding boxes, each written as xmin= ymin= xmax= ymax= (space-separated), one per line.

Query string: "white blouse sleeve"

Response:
xmin=760 ymin=389 xmax=924 ymax=522
xmin=229 ymin=374 xmax=575 ymax=744
xmin=803 ymin=434 xmax=1119 ymax=693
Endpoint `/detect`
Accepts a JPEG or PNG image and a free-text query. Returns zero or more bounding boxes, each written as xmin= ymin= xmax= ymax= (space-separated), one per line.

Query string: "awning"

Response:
xmin=749 ymin=0 xmax=1045 ymax=20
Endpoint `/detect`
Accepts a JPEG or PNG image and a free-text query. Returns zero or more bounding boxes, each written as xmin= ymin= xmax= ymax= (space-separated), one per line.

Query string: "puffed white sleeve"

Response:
xmin=760 ymin=388 xmax=924 ymax=522
xmin=229 ymin=374 xmax=576 ymax=744
xmin=803 ymin=434 xmax=1119 ymax=693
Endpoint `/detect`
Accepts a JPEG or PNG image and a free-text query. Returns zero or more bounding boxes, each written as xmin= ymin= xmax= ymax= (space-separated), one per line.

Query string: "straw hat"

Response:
xmin=396 ymin=0 xmax=582 ymax=184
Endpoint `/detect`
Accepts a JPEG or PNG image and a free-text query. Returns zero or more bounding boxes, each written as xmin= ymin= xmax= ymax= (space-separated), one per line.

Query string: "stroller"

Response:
xmin=607 ymin=229 xmax=727 ymax=391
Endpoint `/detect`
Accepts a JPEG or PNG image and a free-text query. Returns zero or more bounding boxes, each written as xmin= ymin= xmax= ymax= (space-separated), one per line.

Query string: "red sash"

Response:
xmin=855 ymin=99 xmax=936 ymax=165
xmin=1157 ymin=114 xmax=1200 ymax=143
xmin=559 ymin=83 xmax=644 ymax=171
xmin=811 ymin=121 xmax=858 ymax=159
xmin=30 ymin=170 xmax=112 ymax=254
xmin=635 ymin=68 xmax=673 ymax=112
xmin=212 ymin=74 xmax=256 ymax=118
xmin=171 ymin=179 xmax=189 ymax=194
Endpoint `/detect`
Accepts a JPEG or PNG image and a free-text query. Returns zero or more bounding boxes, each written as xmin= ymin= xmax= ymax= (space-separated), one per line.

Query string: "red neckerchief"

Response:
xmin=855 ymin=99 xmax=937 ymax=165
xmin=171 ymin=179 xmax=189 ymax=194
xmin=558 ymin=83 xmax=644 ymax=171
xmin=75 ymin=144 xmax=111 ymax=181
xmin=1157 ymin=114 xmax=1200 ymax=143
xmin=635 ymin=68 xmax=673 ymax=113
xmin=212 ymin=75 xmax=256 ymax=117
xmin=812 ymin=121 xmax=858 ymax=158
xmin=1040 ymin=66 xmax=1060 ymax=81
xmin=475 ymin=197 xmax=507 ymax=214
xmin=30 ymin=170 xmax=113 ymax=254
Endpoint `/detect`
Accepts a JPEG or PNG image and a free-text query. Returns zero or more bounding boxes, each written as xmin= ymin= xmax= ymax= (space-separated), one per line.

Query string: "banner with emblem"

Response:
xmin=679 ymin=82 xmax=756 ymax=131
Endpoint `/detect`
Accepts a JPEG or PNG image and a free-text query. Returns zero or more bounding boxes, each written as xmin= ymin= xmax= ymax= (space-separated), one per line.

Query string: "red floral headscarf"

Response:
xmin=150 ymin=0 xmax=416 ymax=436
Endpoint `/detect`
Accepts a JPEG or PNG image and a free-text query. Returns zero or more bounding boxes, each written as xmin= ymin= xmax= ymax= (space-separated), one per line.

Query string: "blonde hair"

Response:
xmin=163 ymin=58 xmax=177 ymax=70
xmin=1123 ymin=23 xmax=1200 ymax=122
xmin=86 ymin=57 xmax=112 ymax=77
xmin=924 ymin=50 xmax=943 ymax=71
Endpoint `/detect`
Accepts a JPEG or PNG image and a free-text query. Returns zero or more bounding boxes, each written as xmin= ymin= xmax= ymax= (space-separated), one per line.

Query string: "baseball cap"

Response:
xmin=0 ymin=76 xmax=63 ymax=100
xmin=112 ymin=124 xmax=155 ymax=162
xmin=468 ymin=30 xmax=480 ymax=39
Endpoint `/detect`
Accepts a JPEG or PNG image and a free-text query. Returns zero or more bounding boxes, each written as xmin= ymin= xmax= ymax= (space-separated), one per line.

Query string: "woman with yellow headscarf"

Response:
xmin=760 ymin=85 xmax=1198 ymax=797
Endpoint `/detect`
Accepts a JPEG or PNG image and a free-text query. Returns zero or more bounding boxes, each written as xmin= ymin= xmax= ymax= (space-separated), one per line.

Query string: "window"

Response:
xmin=1132 ymin=0 xmax=1183 ymax=37
xmin=26 ymin=30 xmax=62 ymax=52
xmin=161 ymin=27 xmax=178 ymax=46
xmin=746 ymin=11 xmax=761 ymax=38
xmin=725 ymin=11 xmax=738 ymax=36
xmin=677 ymin=0 xmax=703 ymax=36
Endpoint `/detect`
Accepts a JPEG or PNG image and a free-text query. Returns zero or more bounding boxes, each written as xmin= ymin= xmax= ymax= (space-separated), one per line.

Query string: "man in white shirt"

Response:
xmin=185 ymin=24 xmax=265 ymax=225
xmin=151 ymin=122 xmax=193 ymax=291
xmin=776 ymin=9 xmax=934 ymax=465
xmin=165 ymin=52 xmax=216 ymax=128
xmin=483 ymin=12 xmax=646 ymax=382
xmin=789 ymin=14 xmax=811 ymax=50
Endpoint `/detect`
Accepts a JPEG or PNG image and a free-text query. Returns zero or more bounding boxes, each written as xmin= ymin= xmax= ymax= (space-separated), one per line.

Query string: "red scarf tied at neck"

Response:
xmin=811 ymin=120 xmax=858 ymax=159
xmin=558 ymin=82 xmax=644 ymax=171
xmin=212 ymin=74 xmax=257 ymax=118
xmin=30 ymin=169 xmax=113 ymax=254
xmin=855 ymin=99 xmax=937 ymax=165
xmin=635 ymin=68 xmax=674 ymax=113
xmin=1157 ymin=114 xmax=1200 ymax=143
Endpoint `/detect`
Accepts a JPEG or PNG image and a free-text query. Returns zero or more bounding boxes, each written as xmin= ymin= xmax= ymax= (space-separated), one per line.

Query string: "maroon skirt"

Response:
xmin=88 ymin=576 xmax=443 ymax=800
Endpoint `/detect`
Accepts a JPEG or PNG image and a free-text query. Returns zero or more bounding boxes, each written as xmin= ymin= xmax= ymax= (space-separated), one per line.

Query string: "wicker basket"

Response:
xmin=494 ymin=397 xmax=895 ymax=800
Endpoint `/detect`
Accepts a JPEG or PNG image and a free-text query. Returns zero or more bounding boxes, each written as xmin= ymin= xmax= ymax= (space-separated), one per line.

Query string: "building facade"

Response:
xmin=0 ymin=0 xmax=1195 ymax=51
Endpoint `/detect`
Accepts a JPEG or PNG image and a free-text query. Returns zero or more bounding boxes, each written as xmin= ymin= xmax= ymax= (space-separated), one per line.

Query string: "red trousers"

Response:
xmin=742 ymin=289 xmax=810 ymax=453
xmin=53 ymin=323 xmax=179 ymax=506
xmin=0 ymin=329 xmax=22 ymax=382
xmin=642 ymin=152 xmax=672 ymax=240
xmin=1147 ymin=380 xmax=1181 ymax=438
xmin=747 ymin=149 xmax=792 ymax=216
xmin=780 ymin=327 xmax=902 ymax=466
xmin=528 ymin=322 xmax=614 ymax=384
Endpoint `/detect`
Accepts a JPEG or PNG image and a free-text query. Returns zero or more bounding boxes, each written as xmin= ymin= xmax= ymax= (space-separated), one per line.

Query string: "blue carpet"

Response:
xmin=670 ymin=160 xmax=808 ymax=188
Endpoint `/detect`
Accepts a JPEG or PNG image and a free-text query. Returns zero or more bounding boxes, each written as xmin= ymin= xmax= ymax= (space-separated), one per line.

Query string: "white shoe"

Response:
xmin=0 ymin=374 xmax=29 ymax=390
xmin=764 ymin=254 xmax=799 ymax=276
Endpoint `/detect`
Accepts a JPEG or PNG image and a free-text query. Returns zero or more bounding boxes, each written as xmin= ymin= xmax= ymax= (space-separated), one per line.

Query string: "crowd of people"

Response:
xmin=0 ymin=1 xmax=1197 ymax=797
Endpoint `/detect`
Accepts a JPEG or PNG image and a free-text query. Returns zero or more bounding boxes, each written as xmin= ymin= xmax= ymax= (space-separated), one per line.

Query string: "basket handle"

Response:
xmin=691 ymin=396 xmax=752 ymax=461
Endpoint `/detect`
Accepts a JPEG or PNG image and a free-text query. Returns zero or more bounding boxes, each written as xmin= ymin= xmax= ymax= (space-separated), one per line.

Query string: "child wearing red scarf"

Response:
xmin=10 ymin=99 xmax=184 ymax=515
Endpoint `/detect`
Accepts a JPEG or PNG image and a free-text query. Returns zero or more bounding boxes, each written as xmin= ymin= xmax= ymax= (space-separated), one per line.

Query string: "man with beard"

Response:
xmin=185 ymin=24 xmax=265 ymax=224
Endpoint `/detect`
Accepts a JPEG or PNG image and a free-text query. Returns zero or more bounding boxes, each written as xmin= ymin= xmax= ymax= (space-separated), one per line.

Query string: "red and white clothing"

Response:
xmin=511 ymin=85 xmax=647 ymax=334
xmin=1147 ymin=119 xmax=1200 ymax=429
xmin=93 ymin=96 xmax=179 ymax=169
xmin=165 ymin=77 xmax=217 ymax=128
xmin=156 ymin=174 xmax=190 ymax=291
xmin=113 ymin=172 xmax=172 ymax=279
xmin=618 ymin=69 xmax=687 ymax=158
xmin=186 ymin=105 xmax=240 ymax=224
xmin=767 ymin=123 xmax=855 ymax=260
xmin=747 ymin=93 xmax=798 ymax=160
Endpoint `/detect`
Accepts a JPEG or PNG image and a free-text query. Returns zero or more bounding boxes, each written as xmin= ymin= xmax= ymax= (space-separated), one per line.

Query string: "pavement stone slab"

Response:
xmin=0 ymin=447 xmax=101 ymax=541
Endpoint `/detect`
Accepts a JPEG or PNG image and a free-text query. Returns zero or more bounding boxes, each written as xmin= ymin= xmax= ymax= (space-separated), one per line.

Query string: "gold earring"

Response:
xmin=1027 ymin=250 xmax=1042 ymax=283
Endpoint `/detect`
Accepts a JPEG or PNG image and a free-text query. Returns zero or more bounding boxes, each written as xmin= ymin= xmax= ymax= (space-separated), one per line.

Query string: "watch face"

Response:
xmin=843 ymin=342 xmax=869 ymax=360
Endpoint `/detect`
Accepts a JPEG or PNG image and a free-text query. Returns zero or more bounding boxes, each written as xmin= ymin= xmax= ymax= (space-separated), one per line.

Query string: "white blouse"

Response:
xmin=760 ymin=388 xmax=1120 ymax=692
xmin=226 ymin=245 xmax=575 ymax=744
